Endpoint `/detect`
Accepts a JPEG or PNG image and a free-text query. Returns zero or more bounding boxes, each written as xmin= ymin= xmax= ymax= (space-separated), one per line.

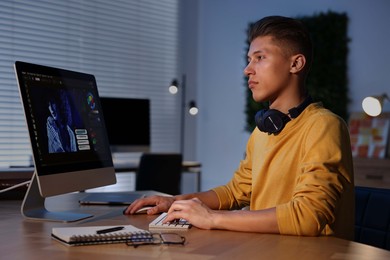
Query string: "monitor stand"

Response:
xmin=21 ymin=172 xmax=93 ymax=222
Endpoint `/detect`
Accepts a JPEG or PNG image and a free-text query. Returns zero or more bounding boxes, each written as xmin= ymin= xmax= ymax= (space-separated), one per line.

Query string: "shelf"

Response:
xmin=353 ymin=157 xmax=390 ymax=189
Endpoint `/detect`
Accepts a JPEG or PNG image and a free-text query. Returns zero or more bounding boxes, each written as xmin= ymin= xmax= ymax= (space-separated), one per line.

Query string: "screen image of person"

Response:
xmin=46 ymin=89 xmax=77 ymax=153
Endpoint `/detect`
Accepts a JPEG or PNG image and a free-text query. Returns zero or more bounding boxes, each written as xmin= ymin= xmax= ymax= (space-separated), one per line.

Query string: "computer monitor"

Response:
xmin=14 ymin=61 xmax=117 ymax=222
xmin=100 ymin=97 xmax=150 ymax=153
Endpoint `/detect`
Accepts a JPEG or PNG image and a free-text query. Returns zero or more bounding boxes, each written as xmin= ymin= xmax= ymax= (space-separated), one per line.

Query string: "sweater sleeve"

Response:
xmin=276 ymin=113 xmax=354 ymax=236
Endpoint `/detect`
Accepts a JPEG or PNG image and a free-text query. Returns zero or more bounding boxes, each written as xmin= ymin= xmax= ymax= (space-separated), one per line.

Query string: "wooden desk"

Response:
xmin=1 ymin=193 xmax=390 ymax=260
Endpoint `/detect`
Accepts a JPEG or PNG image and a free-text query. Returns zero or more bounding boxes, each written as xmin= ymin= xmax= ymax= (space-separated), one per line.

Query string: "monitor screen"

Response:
xmin=100 ymin=97 xmax=150 ymax=153
xmin=14 ymin=61 xmax=116 ymax=222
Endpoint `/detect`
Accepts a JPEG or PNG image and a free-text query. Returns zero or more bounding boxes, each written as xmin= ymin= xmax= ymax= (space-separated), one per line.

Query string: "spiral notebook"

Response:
xmin=51 ymin=224 xmax=150 ymax=246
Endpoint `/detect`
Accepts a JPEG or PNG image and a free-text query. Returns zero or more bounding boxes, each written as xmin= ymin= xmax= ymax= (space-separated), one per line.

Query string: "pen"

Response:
xmin=96 ymin=226 xmax=125 ymax=234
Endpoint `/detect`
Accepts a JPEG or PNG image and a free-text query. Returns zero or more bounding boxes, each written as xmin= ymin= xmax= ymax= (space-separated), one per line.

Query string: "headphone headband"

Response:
xmin=288 ymin=96 xmax=313 ymax=118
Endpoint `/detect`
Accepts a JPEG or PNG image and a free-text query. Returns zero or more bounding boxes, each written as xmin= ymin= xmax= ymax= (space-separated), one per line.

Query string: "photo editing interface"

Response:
xmin=20 ymin=69 xmax=113 ymax=175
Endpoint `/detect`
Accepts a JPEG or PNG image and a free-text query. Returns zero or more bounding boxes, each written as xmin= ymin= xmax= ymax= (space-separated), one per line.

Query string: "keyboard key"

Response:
xmin=149 ymin=212 xmax=191 ymax=231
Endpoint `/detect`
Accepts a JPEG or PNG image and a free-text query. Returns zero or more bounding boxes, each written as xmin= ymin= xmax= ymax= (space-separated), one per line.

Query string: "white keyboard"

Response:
xmin=149 ymin=212 xmax=191 ymax=231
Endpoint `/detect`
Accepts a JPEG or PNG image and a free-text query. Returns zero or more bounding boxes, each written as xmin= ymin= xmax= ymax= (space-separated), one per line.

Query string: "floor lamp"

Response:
xmin=169 ymin=75 xmax=198 ymax=155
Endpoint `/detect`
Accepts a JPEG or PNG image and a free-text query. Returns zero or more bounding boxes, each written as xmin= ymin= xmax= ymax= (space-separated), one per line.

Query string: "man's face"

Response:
xmin=244 ymin=36 xmax=293 ymax=104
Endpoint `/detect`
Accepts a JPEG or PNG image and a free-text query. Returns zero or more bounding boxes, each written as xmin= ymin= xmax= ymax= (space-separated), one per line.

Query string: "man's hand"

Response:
xmin=164 ymin=198 xmax=216 ymax=230
xmin=123 ymin=195 xmax=175 ymax=215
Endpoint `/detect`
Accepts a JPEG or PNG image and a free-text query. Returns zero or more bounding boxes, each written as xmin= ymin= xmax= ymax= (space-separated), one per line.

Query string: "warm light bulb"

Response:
xmin=169 ymin=85 xmax=178 ymax=94
xmin=189 ymin=106 xmax=198 ymax=115
xmin=362 ymin=96 xmax=381 ymax=117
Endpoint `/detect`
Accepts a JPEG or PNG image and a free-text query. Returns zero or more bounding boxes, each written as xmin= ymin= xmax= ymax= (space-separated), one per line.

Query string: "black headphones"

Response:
xmin=255 ymin=96 xmax=313 ymax=135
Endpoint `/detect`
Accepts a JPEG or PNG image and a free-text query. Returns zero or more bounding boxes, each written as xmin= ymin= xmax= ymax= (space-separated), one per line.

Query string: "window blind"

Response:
xmin=0 ymin=0 xmax=180 ymax=167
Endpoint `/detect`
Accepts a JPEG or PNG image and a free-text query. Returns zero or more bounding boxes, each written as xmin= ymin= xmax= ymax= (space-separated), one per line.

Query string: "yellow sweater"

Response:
xmin=212 ymin=103 xmax=354 ymax=240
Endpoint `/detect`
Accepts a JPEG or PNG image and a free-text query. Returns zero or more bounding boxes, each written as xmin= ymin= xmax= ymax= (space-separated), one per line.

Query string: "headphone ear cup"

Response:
xmin=255 ymin=109 xmax=267 ymax=132
xmin=255 ymin=109 xmax=290 ymax=134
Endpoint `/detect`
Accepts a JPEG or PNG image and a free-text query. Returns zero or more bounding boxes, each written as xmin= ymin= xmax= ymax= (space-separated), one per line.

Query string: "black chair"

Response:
xmin=354 ymin=186 xmax=390 ymax=250
xmin=135 ymin=153 xmax=183 ymax=195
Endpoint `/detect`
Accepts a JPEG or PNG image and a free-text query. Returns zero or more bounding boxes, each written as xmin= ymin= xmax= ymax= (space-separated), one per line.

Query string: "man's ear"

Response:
xmin=290 ymin=54 xmax=306 ymax=73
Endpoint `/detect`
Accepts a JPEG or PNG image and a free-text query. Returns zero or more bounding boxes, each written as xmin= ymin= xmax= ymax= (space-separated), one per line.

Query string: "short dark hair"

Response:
xmin=249 ymin=15 xmax=313 ymax=74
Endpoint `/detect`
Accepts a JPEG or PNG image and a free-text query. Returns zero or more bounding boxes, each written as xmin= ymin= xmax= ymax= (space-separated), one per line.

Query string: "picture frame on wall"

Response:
xmin=349 ymin=112 xmax=390 ymax=159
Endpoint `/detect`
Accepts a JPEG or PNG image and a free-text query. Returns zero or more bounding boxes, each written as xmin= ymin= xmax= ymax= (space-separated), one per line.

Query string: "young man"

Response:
xmin=124 ymin=15 xmax=355 ymax=240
